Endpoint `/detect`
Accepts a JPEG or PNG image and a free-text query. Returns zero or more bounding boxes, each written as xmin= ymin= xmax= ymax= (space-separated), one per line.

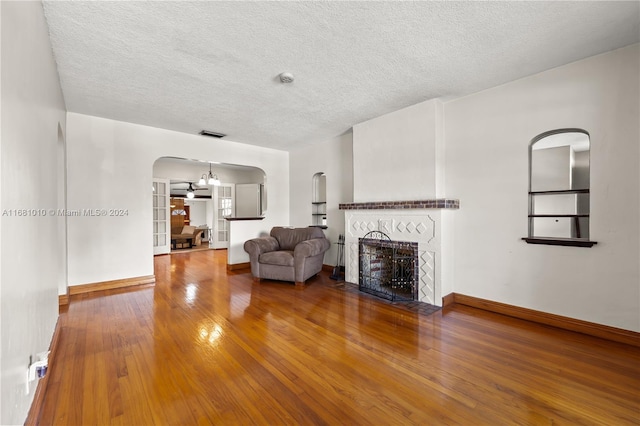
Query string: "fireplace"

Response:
xmin=359 ymin=231 xmax=419 ymax=301
xmin=340 ymin=199 xmax=459 ymax=306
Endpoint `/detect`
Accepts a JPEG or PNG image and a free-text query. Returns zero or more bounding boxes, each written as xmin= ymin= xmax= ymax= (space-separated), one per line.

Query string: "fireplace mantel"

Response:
xmin=339 ymin=199 xmax=459 ymax=210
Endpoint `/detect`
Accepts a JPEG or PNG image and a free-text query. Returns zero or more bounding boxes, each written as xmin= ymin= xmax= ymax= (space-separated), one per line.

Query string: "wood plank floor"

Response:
xmin=36 ymin=250 xmax=640 ymax=425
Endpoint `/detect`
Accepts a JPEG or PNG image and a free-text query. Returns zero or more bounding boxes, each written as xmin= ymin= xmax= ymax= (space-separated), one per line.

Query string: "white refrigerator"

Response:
xmin=235 ymin=184 xmax=265 ymax=217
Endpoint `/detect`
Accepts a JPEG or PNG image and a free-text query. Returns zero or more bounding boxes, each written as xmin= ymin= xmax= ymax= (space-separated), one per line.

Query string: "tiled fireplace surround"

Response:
xmin=340 ymin=199 xmax=459 ymax=306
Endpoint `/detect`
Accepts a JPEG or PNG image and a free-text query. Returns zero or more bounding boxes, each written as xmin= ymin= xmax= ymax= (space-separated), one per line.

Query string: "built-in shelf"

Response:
xmin=529 ymin=189 xmax=590 ymax=195
xmin=225 ymin=217 xmax=265 ymax=221
xmin=528 ymin=214 xmax=589 ymax=218
xmin=528 ymin=189 xmax=591 ymax=244
xmin=312 ymin=201 xmax=327 ymax=227
xmin=522 ymin=237 xmax=597 ymax=247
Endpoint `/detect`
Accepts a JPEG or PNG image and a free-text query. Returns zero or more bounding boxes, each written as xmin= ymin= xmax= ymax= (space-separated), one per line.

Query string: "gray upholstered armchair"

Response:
xmin=244 ymin=227 xmax=330 ymax=285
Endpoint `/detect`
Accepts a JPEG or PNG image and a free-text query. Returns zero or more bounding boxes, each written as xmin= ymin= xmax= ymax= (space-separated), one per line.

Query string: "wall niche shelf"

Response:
xmin=312 ymin=202 xmax=326 ymax=226
xmin=530 ymin=189 xmax=590 ymax=195
xmin=527 ymin=129 xmax=593 ymax=248
xmin=528 ymin=214 xmax=589 ymax=218
xmin=526 ymin=189 xmax=595 ymax=246
xmin=522 ymin=237 xmax=597 ymax=248
xmin=312 ymin=173 xmax=327 ymax=227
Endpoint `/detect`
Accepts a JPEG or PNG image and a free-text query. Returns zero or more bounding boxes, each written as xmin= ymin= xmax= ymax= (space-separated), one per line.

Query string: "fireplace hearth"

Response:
xmin=358 ymin=231 xmax=418 ymax=301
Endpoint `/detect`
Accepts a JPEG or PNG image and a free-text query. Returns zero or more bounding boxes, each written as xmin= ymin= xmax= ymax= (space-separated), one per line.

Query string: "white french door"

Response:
xmin=152 ymin=179 xmax=171 ymax=255
xmin=212 ymin=184 xmax=234 ymax=249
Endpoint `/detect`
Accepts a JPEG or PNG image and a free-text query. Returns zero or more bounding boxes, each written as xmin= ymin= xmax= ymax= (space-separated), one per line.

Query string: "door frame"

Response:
xmin=212 ymin=184 xmax=235 ymax=249
xmin=153 ymin=178 xmax=171 ymax=255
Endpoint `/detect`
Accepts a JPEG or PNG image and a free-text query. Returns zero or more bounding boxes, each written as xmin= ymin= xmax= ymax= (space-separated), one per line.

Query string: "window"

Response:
xmin=523 ymin=129 xmax=597 ymax=247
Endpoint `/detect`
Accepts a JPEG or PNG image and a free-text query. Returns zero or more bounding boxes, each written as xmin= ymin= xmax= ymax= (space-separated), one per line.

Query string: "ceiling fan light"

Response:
xmin=186 ymin=182 xmax=196 ymax=199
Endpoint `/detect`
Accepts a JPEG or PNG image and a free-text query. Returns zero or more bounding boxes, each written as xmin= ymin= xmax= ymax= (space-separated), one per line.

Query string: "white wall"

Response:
xmin=56 ymin=125 xmax=68 ymax=296
xmin=183 ymin=199 xmax=208 ymax=228
xmin=1 ymin=2 xmax=67 ymax=423
xmin=444 ymin=44 xmax=639 ymax=331
xmin=289 ymin=133 xmax=353 ymax=265
xmin=66 ymin=113 xmax=289 ymax=284
xmin=352 ymin=99 xmax=443 ymax=202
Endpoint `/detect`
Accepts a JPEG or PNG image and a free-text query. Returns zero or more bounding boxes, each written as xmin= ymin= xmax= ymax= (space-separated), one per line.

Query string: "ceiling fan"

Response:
xmin=171 ymin=182 xmax=209 ymax=199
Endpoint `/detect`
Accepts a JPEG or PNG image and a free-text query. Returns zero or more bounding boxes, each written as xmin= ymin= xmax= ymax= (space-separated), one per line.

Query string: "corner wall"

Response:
xmin=289 ymin=132 xmax=353 ymax=265
xmin=1 ymin=2 xmax=67 ymax=423
xmin=444 ymin=44 xmax=639 ymax=331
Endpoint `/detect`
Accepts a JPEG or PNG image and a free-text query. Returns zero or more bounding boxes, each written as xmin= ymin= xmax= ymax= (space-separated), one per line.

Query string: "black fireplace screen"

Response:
xmin=358 ymin=231 xmax=418 ymax=301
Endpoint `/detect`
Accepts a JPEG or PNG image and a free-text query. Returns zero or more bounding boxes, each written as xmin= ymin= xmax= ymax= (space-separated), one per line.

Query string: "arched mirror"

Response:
xmin=525 ymin=129 xmax=596 ymax=247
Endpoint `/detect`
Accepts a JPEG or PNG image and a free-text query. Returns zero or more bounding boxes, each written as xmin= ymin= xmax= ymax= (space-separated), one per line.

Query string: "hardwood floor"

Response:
xmin=170 ymin=241 xmax=215 ymax=254
xmin=35 ymin=250 xmax=640 ymax=425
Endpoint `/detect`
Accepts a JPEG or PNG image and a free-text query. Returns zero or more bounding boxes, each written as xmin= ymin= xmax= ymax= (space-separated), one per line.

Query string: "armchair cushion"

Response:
xmin=244 ymin=226 xmax=330 ymax=285
xmin=271 ymin=226 xmax=325 ymax=250
xmin=260 ymin=250 xmax=294 ymax=267
xmin=294 ymin=238 xmax=330 ymax=259
xmin=244 ymin=236 xmax=280 ymax=257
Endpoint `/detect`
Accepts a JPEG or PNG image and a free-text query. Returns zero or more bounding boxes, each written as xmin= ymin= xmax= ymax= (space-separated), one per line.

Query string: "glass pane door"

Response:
xmin=213 ymin=184 xmax=234 ymax=249
xmin=153 ymin=179 xmax=171 ymax=255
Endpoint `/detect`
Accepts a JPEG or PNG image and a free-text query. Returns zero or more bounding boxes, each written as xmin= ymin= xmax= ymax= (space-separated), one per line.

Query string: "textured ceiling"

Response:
xmin=42 ymin=1 xmax=639 ymax=151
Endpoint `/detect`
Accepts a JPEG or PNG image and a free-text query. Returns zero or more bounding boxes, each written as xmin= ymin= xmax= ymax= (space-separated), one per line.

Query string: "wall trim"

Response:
xmin=227 ymin=262 xmax=250 ymax=271
xmin=58 ymin=293 xmax=69 ymax=307
xmin=69 ymin=275 xmax=155 ymax=295
xmin=445 ymin=293 xmax=640 ymax=348
xmin=441 ymin=293 xmax=455 ymax=307
xmin=322 ymin=264 xmax=334 ymax=272
xmin=25 ymin=318 xmax=63 ymax=425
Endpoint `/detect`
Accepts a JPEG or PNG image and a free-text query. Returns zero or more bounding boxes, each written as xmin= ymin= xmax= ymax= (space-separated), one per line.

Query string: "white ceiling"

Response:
xmin=42 ymin=1 xmax=639 ymax=151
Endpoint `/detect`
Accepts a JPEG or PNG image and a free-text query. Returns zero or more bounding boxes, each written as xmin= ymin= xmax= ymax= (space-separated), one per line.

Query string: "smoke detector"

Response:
xmin=279 ymin=72 xmax=294 ymax=83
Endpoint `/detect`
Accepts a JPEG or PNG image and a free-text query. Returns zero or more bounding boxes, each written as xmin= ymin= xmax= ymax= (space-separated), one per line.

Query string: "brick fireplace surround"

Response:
xmin=340 ymin=199 xmax=459 ymax=306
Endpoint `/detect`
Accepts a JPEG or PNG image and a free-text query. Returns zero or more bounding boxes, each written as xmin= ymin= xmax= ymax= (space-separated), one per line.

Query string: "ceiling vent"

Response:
xmin=199 ymin=130 xmax=226 ymax=138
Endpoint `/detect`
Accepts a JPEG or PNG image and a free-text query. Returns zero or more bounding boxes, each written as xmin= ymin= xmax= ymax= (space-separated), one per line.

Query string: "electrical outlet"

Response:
xmin=28 ymin=359 xmax=48 ymax=381
xmin=25 ymin=351 xmax=50 ymax=394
